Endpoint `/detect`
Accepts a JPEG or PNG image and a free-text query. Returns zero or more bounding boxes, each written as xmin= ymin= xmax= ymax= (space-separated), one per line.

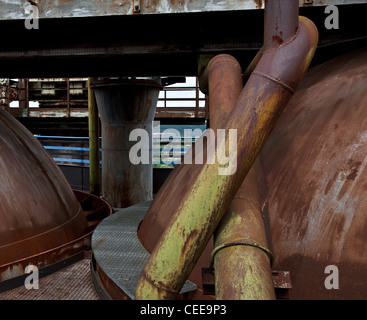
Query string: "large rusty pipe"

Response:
xmin=202 ymin=54 xmax=275 ymax=299
xmin=213 ymin=164 xmax=275 ymax=299
xmin=139 ymin=54 xmax=244 ymax=298
xmin=212 ymin=0 xmax=300 ymax=300
xmin=140 ymin=55 xmax=243 ymax=250
xmin=199 ymin=54 xmax=244 ymax=130
xmin=264 ymin=0 xmax=299 ymax=48
xmin=243 ymin=0 xmax=299 ymax=84
xmin=203 ymin=55 xmax=275 ymax=299
xmin=135 ymin=16 xmax=318 ymax=300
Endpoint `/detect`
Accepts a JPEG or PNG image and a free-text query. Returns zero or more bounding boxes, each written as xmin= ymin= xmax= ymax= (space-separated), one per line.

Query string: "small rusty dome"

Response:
xmin=0 ymin=109 xmax=88 ymax=278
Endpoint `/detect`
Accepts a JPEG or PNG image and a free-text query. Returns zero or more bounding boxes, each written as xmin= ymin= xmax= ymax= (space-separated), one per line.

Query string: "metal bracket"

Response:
xmin=202 ymin=268 xmax=215 ymax=296
xmin=272 ymin=270 xmax=292 ymax=299
xmin=133 ymin=0 xmax=141 ymax=13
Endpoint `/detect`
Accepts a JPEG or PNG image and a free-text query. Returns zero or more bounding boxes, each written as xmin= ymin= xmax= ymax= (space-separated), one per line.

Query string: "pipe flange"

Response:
xmin=210 ymin=239 xmax=274 ymax=268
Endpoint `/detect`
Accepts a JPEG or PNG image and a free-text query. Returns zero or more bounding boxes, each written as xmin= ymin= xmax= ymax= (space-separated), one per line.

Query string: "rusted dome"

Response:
xmin=0 ymin=109 xmax=88 ymax=279
xmin=260 ymin=47 xmax=367 ymax=299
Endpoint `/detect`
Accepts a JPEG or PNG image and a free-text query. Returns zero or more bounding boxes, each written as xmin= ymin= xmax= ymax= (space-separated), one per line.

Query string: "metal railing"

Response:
xmin=35 ymin=134 xmax=203 ymax=168
xmin=9 ymin=77 xmax=208 ymax=119
xmin=35 ymin=135 xmax=91 ymax=166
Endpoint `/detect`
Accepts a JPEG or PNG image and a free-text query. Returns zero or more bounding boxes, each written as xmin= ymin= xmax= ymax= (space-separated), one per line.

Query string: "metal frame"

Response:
xmin=8 ymin=77 xmax=209 ymax=119
xmin=0 ymin=0 xmax=366 ymax=20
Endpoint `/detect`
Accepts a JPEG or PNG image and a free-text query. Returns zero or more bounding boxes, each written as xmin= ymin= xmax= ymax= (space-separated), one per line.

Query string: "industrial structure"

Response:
xmin=0 ymin=0 xmax=367 ymax=300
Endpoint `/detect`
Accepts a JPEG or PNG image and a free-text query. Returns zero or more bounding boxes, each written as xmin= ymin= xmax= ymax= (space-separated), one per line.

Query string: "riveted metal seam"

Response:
xmin=252 ymin=71 xmax=296 ymax=94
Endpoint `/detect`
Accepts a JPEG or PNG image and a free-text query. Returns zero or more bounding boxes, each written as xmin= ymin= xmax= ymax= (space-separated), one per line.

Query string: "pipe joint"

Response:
xmin=210 ymin=239 xmax=274 ymax=268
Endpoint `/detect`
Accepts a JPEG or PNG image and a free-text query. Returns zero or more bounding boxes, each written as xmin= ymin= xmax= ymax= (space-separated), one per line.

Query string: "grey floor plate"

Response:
xmin=92 ymin=201 xmax=197 ymax=299
xmin=0 ymin=259 xmax=99 ymax=300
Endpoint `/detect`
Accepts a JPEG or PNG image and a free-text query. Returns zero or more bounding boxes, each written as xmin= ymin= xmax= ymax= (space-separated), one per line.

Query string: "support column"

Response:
xmin=88 ymin=77 xmax=101 ymax=196
xmin=92 ymin=79 xmax=162 ymax=209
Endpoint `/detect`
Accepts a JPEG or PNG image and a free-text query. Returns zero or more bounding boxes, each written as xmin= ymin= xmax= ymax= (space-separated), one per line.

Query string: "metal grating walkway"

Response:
xmin=0 ymin=259 xmax=99 ymax=300
xmin=92 ymin=201 xmax=197 ymax=299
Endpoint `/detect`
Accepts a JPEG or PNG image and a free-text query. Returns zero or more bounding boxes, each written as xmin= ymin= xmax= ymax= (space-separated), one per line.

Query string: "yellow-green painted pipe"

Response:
xmin=135 ymin=16 xmax=318 ymax=300
xmin=213 ymin=164 xmax=276 ymax=300
xmin=203 ymin=52 xmax=275 ymax=300
xmin=88 ymin=77 xmax=101 ymax=196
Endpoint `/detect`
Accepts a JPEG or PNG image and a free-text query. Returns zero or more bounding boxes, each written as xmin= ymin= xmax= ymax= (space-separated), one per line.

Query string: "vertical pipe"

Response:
xmin=213 ymin=165 xmax=275 ymax=299
xmin=26 ymin=78 xmax=30 ymax=117
xmin=202 ymin=54 xmax=275 ymax=299
xmin=212 ymin=0 xmax=300 ymax=300
xmin=263 ymin=0 xmax=299 ymax=48
xmin=88 ymin=77 xmax=101 ymax=196
xmin=243 ymin=0 xmax=299 ymax=84
xmin=67 ymin=78 xmax=71 ymax=117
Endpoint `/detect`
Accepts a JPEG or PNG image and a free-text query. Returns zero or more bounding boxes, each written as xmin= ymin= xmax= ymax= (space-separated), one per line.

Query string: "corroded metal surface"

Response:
xmin=0 ymin=109 xmax=89 ymax=281
xmin=0 ymin=0 xmax=366 ymax=20
xmin=92 ymin=79 xmax=161 ymax=209
xmin=259 ymin=46 xmax=367 ymax=299
xmin=135 ymin=16 xmax=318 ymax=299
xmin=214 ymin=165 xmax=276 ymax=300
xmin=264 ymin=0 xmax=299 ymax=47
xmin=0 ymin=190 xmax=111 ymax=288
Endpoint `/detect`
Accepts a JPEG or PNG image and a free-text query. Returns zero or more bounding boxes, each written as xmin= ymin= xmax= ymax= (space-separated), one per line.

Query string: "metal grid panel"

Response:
xmin=92 ymin=201 xmax=197 ymax=299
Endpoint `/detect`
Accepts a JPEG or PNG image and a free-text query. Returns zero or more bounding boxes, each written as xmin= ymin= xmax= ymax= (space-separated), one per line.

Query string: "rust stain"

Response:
xmin=169 ymin=0 xmax=186 ymax=7
xmin=346 ymin=160 xmax=361 ymax=181
xmin=272 ymin=35 xmax=284 ymax=45
xmin=254 ymin=0 xmax=264 ymax=9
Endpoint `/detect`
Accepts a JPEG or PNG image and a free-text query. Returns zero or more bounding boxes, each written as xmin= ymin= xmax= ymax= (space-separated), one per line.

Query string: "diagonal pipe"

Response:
xmin=135 ymin=15 xmax=318 ymax=300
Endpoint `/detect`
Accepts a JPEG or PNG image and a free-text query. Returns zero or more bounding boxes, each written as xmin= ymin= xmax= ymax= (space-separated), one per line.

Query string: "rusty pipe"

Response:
xmin=264 ymin=0 xmax=299 ymax=48
xmin=200 ymin=54 xmax=244 ymax=127
xmin=202 ymin=53 xmax=275 ymax=299
xmin=213 ymin=164 xmax=276 ymax=300
xmin=140 ymin=55 xmax=243 ymax=248
xmin=243 ymin=0 xmax=299 ymax=84
xmin=135 ymin=16 xmax=318 ymax=300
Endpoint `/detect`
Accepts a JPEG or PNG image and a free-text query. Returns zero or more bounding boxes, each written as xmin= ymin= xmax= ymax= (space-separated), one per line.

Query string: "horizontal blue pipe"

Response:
xmin=35 ymin=135 xmax=201 ymax=140
xmin=34 ymin=135 xmax=91 ymax=140
xmin=36 ymin=135 xmax=195 ymax=166
xmin=44 ymin=146 xmax=90 ymax=151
